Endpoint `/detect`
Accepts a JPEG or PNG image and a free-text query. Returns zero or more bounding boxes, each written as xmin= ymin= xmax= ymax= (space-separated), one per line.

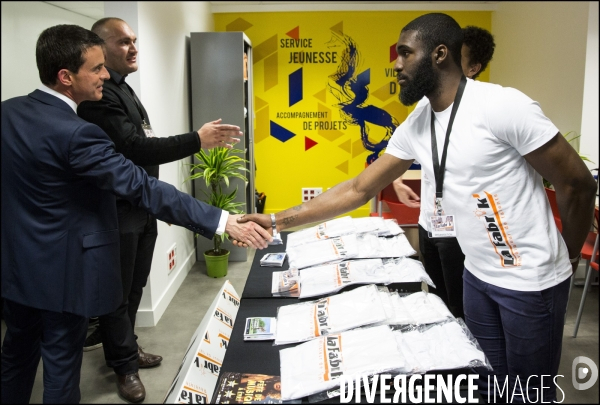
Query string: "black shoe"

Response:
xmin=83 ymin=327 xmax=103 ymax=351
xmin=88 ymin=316 xmax=99 ymax=330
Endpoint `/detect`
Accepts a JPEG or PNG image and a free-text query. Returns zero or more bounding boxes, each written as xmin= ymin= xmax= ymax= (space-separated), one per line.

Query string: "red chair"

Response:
xmin=372 ymin=179 xmax=421 ymax=227
xmin=545 ymin=187 xmax=562 ymax=232
xmin=573 ymin=206 xmax=599 ymax=337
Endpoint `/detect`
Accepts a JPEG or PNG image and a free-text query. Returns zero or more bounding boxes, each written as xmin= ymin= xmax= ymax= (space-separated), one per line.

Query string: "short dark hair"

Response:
xmin=463 ymin=26 xmax=495 ymax=79
xmin=36 ymin=25 xmax=105 ymax=86
xmin=91 ymin=17 xmax=125 ymax=36
xmin=401 ymin=13 xmax=463 ymax=68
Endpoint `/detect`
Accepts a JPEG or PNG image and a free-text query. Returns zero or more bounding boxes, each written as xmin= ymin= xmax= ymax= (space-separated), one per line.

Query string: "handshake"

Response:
xmin=226 ymin=214 xmax=274 ymax=249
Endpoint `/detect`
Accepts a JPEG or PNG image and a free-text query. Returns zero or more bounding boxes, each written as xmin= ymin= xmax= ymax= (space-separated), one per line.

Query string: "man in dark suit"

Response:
xmin=0 ymin=24 xmax=270 ymax=404
xmin=76 ymin=17 xmax=246 ymax=403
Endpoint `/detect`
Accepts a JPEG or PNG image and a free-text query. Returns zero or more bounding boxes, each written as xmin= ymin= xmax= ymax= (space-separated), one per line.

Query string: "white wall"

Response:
xmin=135 ymin=1 xmax=214 ymax=326
xmin=1 ymin=1 xmax=95 ymax=101
xmin=490 ymin=2 xmax=591 ymax=151
xmin=580 ymin=1 xmax=599 ymax=171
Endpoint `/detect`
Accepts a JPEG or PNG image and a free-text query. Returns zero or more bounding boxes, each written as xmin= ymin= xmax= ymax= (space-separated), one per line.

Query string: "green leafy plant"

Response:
xmin=185 ymin=147 xmax=248 ymax=254
xmin=543 ymin=131 xmax=595 ymax=189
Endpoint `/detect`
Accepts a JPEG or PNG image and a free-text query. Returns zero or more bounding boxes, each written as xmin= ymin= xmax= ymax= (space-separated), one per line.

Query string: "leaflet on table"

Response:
xmin=286 ymin=235 xmax=358 ymax=269
xmin=212 ymin=372 xmax=287 ymax=404
xmin=274 ymin=284 xmax=387 ymax=345
xmin=244 ymin=317 xmax=277 ymax=341
xmin=298 ymin=259 xmax=387 ymax=299
xmin=382 ymin=257 xmax=436 ymax=287
xmin=271 ymin=269 xmax=300 ymax=297
xmin=279 ymin=325 xmax=409 ymax=401
xmin=393 ymin=319 xmax=491 ymax=374
xmin=260 ymin=252 xmax=286 ymax=267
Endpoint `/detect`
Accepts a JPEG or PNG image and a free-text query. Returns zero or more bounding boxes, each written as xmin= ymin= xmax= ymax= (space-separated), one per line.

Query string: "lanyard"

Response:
xmin=430 ymin=75 xmax=466 ymax=214
xmin=117 ymin=82 xmax=147 ymax=123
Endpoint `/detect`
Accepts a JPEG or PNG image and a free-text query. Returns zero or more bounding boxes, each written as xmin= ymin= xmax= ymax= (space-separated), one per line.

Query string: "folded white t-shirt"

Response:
xmin=280 ymin=325 xmax=408 ymax=401
xmin=286 ymin=216 xmax=356 ymax=248
xmin=398 ymin=291 xmax=453 ymax=325
xmin=298 ymin=259 xmax=387 ymax=298
xmin=275 ymin=284 xmax=387 ymax=345
xmin=383 ymin=257 xmax=436 ymax=287
xmin=394 ymin=321 xmax=487 ymax=373
xmin=356 ymin=233 xmax=416 ymax=258
xmin=287 ymin=235 xmax=359 ymax=269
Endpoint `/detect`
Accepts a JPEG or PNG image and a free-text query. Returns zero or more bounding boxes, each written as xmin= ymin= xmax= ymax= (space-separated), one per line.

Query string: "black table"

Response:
xmin=218 ymin=231 xmax=478 ymax=403
xmin=241 ymin=233 xmax=290 ymax=299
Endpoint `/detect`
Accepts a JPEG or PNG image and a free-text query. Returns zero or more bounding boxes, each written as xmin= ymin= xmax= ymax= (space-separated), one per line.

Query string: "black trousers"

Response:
xmin=1 ymin=299 xmax=88 ymax=404
xmin=418 ymin=225 xmax=466 ymax=318
xmin=98 ymin=202 xmax=158 ymax=375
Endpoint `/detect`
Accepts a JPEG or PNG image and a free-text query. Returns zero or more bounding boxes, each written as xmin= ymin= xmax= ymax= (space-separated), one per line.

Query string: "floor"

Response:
xmin=1 ymin=250 xmax=598 ymax=404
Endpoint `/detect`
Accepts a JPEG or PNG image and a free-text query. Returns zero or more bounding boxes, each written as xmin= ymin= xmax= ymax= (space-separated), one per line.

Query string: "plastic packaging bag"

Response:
xmin=286 ymin=216 xmax=356 ymax=248
xmin=279 ymin=325 xmax=409 ymax=401
xmin=274 ymin=284 xmax=387 ymax=345
xmin=393 ymin=318 xmax=492 ymax=373
xmin=397 ymin=291 xmax=454 ymax=325
xmin=287 ymin=235 xmax=358 ymax=269
xmin=382 ymin=257 xmax=436 ymax=288
xmin=298 ymin=259 xmax=387 ymax=299
xmin=356 ymin=233 xmax=417 ymax=259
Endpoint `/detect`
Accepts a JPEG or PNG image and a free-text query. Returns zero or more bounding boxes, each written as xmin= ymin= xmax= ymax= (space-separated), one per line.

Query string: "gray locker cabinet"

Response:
xmin=190 ymin=32 xmax=255 ymax=262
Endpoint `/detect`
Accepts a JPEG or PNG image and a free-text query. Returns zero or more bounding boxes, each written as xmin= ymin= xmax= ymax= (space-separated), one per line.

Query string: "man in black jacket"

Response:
xmin=77 ymin=17 xmax=243 ymax=403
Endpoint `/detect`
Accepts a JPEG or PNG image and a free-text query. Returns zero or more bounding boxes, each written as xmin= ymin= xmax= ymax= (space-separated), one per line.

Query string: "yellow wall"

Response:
xmin=215 ymin=11 xmax=491 ymax=216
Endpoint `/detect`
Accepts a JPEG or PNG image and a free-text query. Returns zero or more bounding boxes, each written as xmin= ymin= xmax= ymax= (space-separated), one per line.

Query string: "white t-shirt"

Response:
xmin=385 ymin=79 xmax=570 ymax=291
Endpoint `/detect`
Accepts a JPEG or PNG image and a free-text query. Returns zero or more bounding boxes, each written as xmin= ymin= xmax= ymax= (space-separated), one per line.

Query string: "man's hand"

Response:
xmin=198 ymin=118 xmax=242 ymax=149
xmin=393 ymin=177 xmax=420 ymax=208
xmin=233 ymin=214 xmax=272 ymax=247
xmin=225 ymin=214 xmax=272 ymax=249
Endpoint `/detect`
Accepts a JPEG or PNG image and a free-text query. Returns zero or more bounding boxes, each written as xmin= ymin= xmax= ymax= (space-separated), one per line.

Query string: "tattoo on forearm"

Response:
xmin=282 ymin=215 xmax=298 ymax=226
xmin=292 ymin=205 xmax=302 ymax=211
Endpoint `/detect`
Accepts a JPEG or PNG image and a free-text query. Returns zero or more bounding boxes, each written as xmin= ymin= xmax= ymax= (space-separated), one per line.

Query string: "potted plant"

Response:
xmin=186 ymin=147 xmax=248 ymax=278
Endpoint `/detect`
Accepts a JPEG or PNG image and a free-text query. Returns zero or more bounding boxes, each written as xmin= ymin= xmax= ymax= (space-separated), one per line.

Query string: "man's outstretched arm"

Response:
xmin=236 ymin=155 xmax=413 ymax=238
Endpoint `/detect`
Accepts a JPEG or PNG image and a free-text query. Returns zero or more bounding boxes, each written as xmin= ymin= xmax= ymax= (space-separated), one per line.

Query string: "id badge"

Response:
xmin=428 ymin=213 xmax=457 ymax=238
xmin=141 ymin=121 xmax=156 ymax=138
xmin=427 ymin=198 xmax=457 ymax=238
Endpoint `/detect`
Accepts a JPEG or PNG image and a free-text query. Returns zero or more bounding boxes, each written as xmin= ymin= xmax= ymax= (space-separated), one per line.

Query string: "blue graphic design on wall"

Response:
xmin=327 ymin=32 xmax=399 ymax=164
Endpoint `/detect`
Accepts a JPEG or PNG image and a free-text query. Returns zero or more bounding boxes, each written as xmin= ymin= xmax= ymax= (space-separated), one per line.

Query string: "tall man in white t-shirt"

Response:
xmin=238 ymin=13 xmax=596 ymax=402
xmin=392 ymin=26 xmax=496 ymax=319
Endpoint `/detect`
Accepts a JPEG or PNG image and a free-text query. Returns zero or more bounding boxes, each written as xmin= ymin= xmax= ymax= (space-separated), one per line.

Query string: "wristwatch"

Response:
xmin=270 ymin=213 xmax=277 ymax=235
xmin=569 ymin=253 xmax=582 ymax=264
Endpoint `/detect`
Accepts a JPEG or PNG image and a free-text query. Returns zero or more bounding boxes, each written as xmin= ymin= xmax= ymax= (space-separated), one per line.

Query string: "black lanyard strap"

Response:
xmin=430 ymin=75 xmax=467 ymax=205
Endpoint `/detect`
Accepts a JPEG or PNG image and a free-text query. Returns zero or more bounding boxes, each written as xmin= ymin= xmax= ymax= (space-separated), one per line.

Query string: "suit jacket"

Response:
xmin=1 ymin=90 xmax=220 ymax=317
xmin=77 ymin=68 xmax=200 ymax=180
